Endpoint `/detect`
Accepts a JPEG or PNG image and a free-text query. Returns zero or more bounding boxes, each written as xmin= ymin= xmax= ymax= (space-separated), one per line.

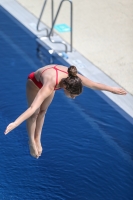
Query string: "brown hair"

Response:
xmin=63 ymin=66 xmax=82 ymax=95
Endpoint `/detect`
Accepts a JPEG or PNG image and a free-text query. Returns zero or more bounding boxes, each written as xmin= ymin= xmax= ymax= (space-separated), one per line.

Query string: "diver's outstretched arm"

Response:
xmin=77 ymin=74 xmax=127 ymax=95
xmin=4 ymin=85 xmax=54 ymax=135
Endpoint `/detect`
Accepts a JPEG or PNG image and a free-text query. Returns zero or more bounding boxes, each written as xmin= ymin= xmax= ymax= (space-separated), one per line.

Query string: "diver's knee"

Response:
xmin=30 ymin=113 xmax=39 ymax=122
xmin=39 ymin=109 xmax=47 ymax=116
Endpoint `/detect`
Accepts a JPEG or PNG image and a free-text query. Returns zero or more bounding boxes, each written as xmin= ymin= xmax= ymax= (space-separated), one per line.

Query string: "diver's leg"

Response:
xmin=26 ymin=79 xmax=40 ymax=158
xmin=34 ymin=91 xmax=55 ymax=156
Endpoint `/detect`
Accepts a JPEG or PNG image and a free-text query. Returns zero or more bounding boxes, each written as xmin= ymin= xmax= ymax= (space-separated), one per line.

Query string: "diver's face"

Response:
xmin=64 ymin=89 xmax=78 ymax=99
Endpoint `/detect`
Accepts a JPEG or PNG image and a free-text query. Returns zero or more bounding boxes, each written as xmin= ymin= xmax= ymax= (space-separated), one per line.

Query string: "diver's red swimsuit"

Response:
xmin=28 ymin=65 xmax=68 ymax=90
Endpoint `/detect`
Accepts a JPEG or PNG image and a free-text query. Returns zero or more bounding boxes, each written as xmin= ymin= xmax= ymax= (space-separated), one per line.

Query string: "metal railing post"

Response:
xmin=70 ymin=0 xmax=73 ymax=52
xmin=51 ymin=0 xmax=54 ymax=36
xmin=48 ymin=0 xmax=68 ymax=52
xmin=36 ymin=0 xmax=48 ymax=34
xmin=37 ymin=0 xmax=73 ymax=53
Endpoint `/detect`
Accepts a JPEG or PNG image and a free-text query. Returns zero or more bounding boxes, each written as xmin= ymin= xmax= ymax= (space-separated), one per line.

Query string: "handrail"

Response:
xmin=48 ymin=0 xmax=73 ymax=53
xmin=37 ymin=0 xmax=73 ymax=53
xmin=36 ymin=0 xmax=54 ymax=36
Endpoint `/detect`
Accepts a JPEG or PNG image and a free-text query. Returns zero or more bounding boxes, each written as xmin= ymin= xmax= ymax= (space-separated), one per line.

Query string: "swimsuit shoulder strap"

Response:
xmin=40 ymin=65 xmax=68 ymax=89
xmin=54 ymin=66 xmax=68 ymax=74
xmin=39 ymin=65 xmax=58 ymax=90
xmin=53 ymin=66 xmax=58 ymax=87
xmin=53 ymin=66 xmax=68 ymax=89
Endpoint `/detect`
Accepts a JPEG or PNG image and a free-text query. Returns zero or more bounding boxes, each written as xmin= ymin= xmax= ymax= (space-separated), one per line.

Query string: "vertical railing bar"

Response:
xmin=51 ymin=0 xmax=54 ymax=36
xmin=48 ymin=0 xmax=68 ymax=52
xmin=37 ymin=0 xmax=73 ymax=53
xmin=37 ymin=0 xmax=47 ymax=30
xmin=49 ymin=1 xmax=62 ymax=37
xmin=36 ymin=0 xmax=49 ymax=35
xmin=70 ymin=0 xmax=73 ymax=52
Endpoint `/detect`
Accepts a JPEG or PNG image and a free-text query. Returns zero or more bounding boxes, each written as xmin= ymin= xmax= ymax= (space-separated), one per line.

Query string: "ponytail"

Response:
xmin=63 ymin=66 xmax=82 ymax=95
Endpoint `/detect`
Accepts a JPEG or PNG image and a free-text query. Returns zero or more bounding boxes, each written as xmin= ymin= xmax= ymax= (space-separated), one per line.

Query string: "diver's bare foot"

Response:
xmin=28 ymin=141 xmax=39 ymax=159
xmin=35 ymin=139 xmax=43 ymax=156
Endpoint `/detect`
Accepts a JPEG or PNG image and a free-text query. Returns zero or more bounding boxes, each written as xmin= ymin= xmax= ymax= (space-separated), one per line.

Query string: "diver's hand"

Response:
xmin=4 ymin=122 xmax=17 ymax=135
xmin=111 ymin=87 xmax=127 ymax=95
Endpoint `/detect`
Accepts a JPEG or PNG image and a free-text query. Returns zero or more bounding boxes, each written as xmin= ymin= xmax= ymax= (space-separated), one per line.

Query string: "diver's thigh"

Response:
xmin=40 ymin=91 xmax=55 ymax=111
xmin=26 ymin=79 xmax=39 ymax=106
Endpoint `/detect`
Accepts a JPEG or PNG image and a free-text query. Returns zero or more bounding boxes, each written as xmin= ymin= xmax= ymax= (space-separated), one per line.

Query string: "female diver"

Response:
xmin=4 ymin=65 xmax=127 ymax=158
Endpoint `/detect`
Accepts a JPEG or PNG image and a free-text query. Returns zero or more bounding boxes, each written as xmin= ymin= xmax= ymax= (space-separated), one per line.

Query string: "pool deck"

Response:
xmin=0 ymin=0 xmax=133 ymax=123
xmin=15 ymin=0 xmax=133 ymax=96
